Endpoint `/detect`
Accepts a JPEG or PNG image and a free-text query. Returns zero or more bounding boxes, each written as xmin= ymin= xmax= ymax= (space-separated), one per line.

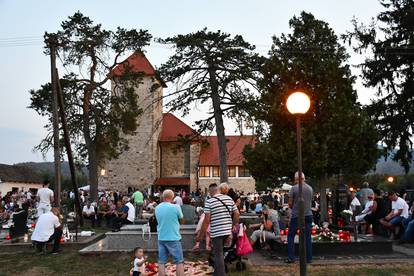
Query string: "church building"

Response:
xmin=99 ymin=52 xmax=256 ymax=193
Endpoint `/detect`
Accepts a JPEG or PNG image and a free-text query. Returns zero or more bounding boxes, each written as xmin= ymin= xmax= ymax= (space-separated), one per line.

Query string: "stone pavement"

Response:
xmin=247 ymin=243 xmax=414 ymax=266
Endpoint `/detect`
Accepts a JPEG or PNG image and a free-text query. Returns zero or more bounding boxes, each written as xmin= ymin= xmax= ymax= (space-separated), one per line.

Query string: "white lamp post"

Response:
xmin=287 ymin=91 xmax=311 ymax=276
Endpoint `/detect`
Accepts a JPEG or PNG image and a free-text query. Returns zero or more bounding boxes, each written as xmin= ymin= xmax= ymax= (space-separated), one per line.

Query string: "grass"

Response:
xmin=0 ymin=249 xmax=414 ymax=276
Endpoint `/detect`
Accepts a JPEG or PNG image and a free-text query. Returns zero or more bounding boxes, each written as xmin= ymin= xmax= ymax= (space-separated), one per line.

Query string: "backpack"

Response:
xmin=149 ymin=215 xmax=158 ymax=232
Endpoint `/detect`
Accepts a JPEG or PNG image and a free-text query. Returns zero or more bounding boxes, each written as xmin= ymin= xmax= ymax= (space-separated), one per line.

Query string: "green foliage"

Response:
xmin=158 ymin=28 xmax=264 ymax=182
xmin=344 ymin=0 xmax=414 ymax=172
xmin=244 ymin=12 xmax=380 ymax=184
xmin=28 ymin=12 xmax=152 ymax=198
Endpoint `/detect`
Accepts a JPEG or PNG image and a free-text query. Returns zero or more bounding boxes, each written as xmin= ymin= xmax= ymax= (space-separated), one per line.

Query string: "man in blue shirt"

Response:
xmin=155 ymin=189 xmax=184 ymax=276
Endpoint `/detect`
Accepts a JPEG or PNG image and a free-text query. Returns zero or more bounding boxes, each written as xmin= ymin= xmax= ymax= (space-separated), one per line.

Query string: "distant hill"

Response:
xmin=15 ymin=162 xmax=88 ymax=177
xmin=372 ymin=157 xmax=414 ymax=175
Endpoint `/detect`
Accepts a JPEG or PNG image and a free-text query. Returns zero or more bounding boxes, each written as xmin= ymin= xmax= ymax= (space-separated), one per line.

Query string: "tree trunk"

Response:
xmin=319 ymin=176 xmax=329 ymax=223
xmin=88 ymin=145 xmax=99 ymax=201
xmin=208 ymin=69 xmax=228 ymax=183
xmin=82 ymin=84 xmax=99 ymax=201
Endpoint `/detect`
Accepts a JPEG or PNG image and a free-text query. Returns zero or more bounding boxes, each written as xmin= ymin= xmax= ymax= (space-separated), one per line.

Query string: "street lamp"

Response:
xmin=387 ymin=176 xmax=395 ymax=183
xmin=287 ymin=91 xmax=311 ymax=276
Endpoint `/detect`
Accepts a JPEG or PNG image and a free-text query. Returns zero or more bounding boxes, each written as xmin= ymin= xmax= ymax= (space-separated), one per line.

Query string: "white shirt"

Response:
xmin=31 ymin=212 xmax=60 ymax=242
xmin=392 ymin=197 xmax=409 ymax=218
xmin=37 ymin=188 xmax=54 ymax=205
xmin=126 ymin=202 xmax=135 ymax=222
xmin=133 ymin=257 xmax=145 ymax=273
xmin=174 ymin=196 xmax=183 ymax=206
xmin=26 ymin=191 xmax=32 ymax=200
xmin=83 ymin=205 xmax=95 ymax=215
xmin=362 ymin=200 xmax=374 ymax=215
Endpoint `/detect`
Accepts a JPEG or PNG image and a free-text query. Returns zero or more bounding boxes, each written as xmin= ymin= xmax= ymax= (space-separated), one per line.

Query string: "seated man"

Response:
xmin=97 ymin=200 xmax=113 ymax=228
xmin=82 ymin=201 xmax=96 ymax=228
xmin=250 ymin=202 xmax=281 ymax=247
xmin=31 ymin=207 xmax=63 ymax=254
xmin=379 ymin=192 xmax=409 ymax=239
xmin=112 ymin=196 xmax=135 ymax=232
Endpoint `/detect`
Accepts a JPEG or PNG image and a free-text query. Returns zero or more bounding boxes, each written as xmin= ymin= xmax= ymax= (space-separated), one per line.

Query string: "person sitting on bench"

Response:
xmin=379 ymin=192 xmax=409 ymax=239
xmin=82 ymin=201 xmax=96 ymax=228
xmin=31 ymin=207 xmax=63 ymax=254
xmin=112 ymin=196 xmax=135 ymax=232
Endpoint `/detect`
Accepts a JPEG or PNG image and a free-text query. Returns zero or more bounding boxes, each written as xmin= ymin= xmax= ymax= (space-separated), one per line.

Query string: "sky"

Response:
xmin=0 ymin=0 xmax=384 ymax=164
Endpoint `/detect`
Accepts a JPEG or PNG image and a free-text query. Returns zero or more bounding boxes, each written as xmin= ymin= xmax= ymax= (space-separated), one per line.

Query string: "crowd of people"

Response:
xmin=2 ymin=175 xmax=414 ymax=275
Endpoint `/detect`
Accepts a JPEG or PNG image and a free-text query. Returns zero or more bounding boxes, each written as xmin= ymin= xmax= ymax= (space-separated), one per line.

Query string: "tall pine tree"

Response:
xmin=344 ymin=0 xmax=414 ymax=172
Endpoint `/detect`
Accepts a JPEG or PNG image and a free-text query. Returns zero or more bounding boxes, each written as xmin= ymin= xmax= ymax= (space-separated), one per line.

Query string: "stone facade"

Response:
xmin=198 ymin=177 xmax=256 ymax=193
xmin=160 ymin=142 xmax=188 ymax=177
xmin=98 ymin=54 xmax=256 ymax=193
xmin=99 ymin=76 xmax=163 ymax=191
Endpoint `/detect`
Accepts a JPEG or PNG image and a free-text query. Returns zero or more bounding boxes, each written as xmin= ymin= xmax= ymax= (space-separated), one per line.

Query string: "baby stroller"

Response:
xmin=208 ymin=224 xmax=247 ymax=272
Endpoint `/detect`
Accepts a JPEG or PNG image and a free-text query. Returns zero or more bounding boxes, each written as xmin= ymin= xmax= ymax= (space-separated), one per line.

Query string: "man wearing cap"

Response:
xmin=285 ymin=172 xmax=313 ymax=264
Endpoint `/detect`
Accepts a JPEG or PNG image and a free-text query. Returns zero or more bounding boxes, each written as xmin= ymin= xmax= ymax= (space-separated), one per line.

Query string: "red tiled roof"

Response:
xmin=159 ymin=113 xmax=198 ymax=142
xmin=155 ymin=177 xmax=190 ymax=186
xmin=199 ymin=136 xmax=255 ymax=166
xmin=110 ymin=52 xmax=167 ymax=87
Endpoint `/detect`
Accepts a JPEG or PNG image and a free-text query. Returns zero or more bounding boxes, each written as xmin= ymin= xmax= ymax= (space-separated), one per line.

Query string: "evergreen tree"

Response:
xmin=158 ymin=29 xmax=264 ymax=183
xmin=244 ymin=12 xmax=379 ymax=187
xmin=29 ymin=12 xmax=152 ymax=199
xmin=344 ymin=0 xmax=414 ymax=172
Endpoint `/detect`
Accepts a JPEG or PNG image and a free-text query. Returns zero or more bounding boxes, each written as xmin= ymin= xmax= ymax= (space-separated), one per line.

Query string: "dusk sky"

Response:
xmin=0 ymin=0 xmax=384 ymax=164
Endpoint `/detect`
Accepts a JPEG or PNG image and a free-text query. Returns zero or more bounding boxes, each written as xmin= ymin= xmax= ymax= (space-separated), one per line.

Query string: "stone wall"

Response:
xmin=189 ymin=143 xmax=201 ymax=191
xmin=160 ymin=142 xmax=186 ymax=177
xmin=99 ymin=77 xmax=163 ymax=191
xmin=198 ymin=177 xmax=256 ymax=193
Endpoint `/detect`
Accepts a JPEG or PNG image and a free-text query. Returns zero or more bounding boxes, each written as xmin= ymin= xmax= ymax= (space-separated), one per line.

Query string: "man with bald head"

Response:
xmin=286 ymin=172 xmax=313 ymax=264
xmin=155 ymin=189 xmax=185 ymax=276
xmin=31 ymin=207 xmax=63 ymax=254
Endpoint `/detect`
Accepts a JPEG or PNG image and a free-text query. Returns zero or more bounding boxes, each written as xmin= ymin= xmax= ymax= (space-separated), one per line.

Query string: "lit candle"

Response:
xmin=24 ymin=234 xmax=29 ymax=242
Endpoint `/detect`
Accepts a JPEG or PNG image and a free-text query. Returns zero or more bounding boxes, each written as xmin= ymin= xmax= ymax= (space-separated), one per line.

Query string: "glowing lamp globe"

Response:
xmin=387 ymin=176 xmax=394 ymax=183
xmin=286 ymin=92 xmax=311 ymax=115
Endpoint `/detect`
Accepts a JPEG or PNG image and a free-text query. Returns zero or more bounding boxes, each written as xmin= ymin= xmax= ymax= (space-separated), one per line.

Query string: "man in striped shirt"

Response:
xmin=196 ymin=183 xmax=240 ymax=276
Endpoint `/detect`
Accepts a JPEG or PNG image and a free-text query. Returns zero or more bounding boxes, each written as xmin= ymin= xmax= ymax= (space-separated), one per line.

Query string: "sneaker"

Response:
xmin=285 ymin=258 xmax=295 ymax=264
xmin=50 ymin=249 xmax=62 ymax=255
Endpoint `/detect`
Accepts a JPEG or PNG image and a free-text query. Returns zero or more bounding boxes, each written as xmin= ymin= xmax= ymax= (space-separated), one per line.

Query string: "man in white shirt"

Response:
xmin=112 ymin=196 xmax=135 ymax=231
xmin=31 ymin=207 xmax=62 ymax=254
xmin=380 ymin=191 xmax=409 ymax=238
xmin=37 ymin=181 xmax=54 ymax=216
xmin=82 ymin=201 xmax=96 ymax=227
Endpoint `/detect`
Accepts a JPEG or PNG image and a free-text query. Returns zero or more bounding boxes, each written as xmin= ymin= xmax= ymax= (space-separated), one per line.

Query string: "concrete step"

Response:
xmin=105 ymin=229 xmax=204 ymax=250
xmin=121 ymin=224 xmax=197 ymax=231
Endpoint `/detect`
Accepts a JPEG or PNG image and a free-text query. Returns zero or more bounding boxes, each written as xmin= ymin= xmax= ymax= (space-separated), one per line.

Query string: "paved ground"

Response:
xmin=247 ymin=243 xmax=414 ymax=266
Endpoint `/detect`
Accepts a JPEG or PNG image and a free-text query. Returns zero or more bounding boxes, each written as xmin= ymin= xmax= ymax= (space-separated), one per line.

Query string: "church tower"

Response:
xmin=99 ymin=52 xmax=165 ymax=191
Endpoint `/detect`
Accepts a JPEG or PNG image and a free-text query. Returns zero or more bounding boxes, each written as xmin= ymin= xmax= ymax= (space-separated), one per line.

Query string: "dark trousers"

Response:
xmin=36 ymin=228 xmax=63 ymax=252
xmin=97 ymin=213 xmax=113 ymax=227
xmin=83 ymin=214 xmax=95 ymax=227
xmin=112 ymin=216 xmax=132 ymax=230
xmin=212 ymin=235 xmax=227 ymax=276
xmin=287 ymin=215 xmax=313 ymax=262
